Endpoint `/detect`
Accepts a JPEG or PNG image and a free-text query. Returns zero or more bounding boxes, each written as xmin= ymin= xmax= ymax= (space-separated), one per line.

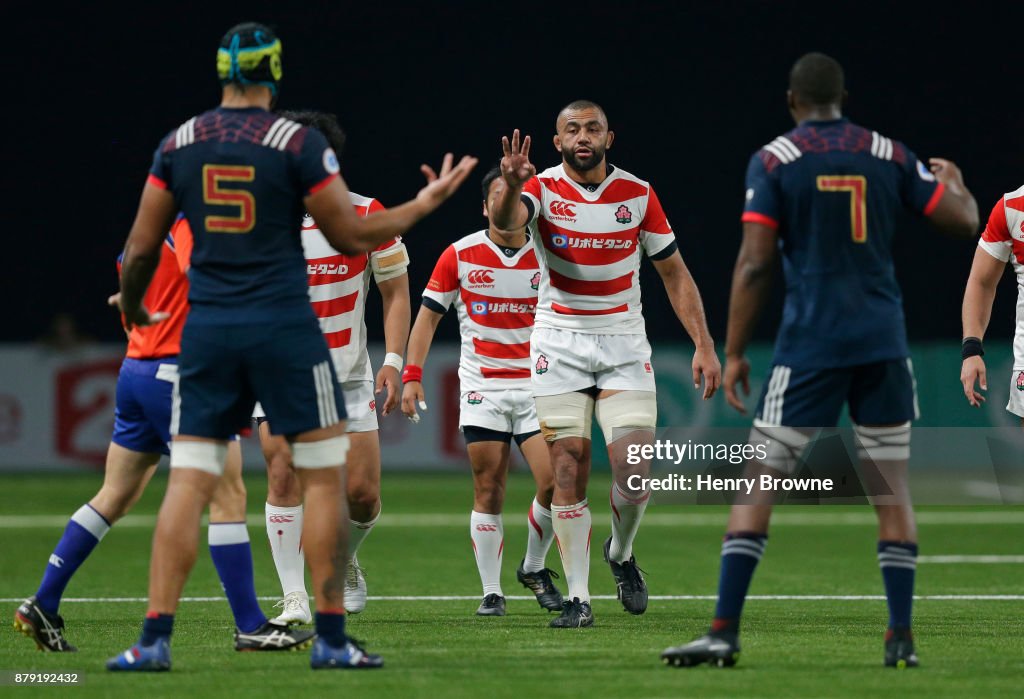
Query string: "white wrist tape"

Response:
xmin=383 ymin=352 xmax=403 ymax=371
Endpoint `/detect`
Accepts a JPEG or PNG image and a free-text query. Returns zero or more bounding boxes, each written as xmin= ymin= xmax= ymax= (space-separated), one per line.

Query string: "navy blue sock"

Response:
xmin=140 ymin=613 xmax=174 ymax=646
xmin=36 ymin=505 xmax=111 ymax=614
xmin=208 ymin=523 xmax=267 ymax=633
xmin=711 ymin=532 xmax=767 ymax=633
xmin=315 ymin=611 xmax=347 ymax=648
xmin=878 ymin=540 xmax=917 ymax=630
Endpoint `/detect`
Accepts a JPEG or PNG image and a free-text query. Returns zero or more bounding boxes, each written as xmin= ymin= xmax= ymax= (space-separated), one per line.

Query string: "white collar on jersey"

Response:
xmin=559 ymin=162 xmax=621 ymax=199
xmin=479 ymin=229 xmax=533 ymax=266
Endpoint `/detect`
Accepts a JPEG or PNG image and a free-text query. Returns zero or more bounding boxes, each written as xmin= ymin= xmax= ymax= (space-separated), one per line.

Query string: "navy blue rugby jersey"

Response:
xmin=742 ymin=118 xmax=944 ymax=368
xmin=148 ymin=107 xmax=340 ymax=323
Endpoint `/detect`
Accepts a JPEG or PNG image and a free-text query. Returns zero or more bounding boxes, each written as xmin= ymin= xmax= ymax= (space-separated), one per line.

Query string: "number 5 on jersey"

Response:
xmin=816 ymin=175 xmax=867 ymax=243
xmin=203 ymin=164 xmax=256 ymax=233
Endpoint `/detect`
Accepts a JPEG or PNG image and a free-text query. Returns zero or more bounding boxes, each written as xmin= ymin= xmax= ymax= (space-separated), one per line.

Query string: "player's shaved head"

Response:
xmin=789 ymin=52 xmax=845 ymax=107
xmin=556 ymin=99 xmax=608 ymax=132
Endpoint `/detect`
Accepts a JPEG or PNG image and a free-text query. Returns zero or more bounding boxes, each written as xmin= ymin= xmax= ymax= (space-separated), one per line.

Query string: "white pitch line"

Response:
xmin=1 ymin=511 xmax=1022 ymax=529
xmin=1 ymin=595 xmax=1021 ymax=604
xmin=918 ymin=555 xmax=1024 ymax=564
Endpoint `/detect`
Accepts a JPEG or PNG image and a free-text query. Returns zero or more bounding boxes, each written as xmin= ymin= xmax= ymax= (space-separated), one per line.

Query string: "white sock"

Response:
xmin=608 ymin=483 xmax=650 ymax=562
xmin=349 ymin=508 xmax=380 ymax=560
xmin=470 ymin=511 xmax=504 ymax=596
xmin=523 ymin=498 xmax=555 ymax=573
xmin=551 ymin=500 xmax=592 ymax=603
xmin=265 ymin=503 xmax=306 ymax=596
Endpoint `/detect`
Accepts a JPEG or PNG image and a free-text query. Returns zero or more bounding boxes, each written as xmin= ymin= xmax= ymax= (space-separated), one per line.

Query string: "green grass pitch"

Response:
xmin=0 ymin=470 xmax=1021 ymax=698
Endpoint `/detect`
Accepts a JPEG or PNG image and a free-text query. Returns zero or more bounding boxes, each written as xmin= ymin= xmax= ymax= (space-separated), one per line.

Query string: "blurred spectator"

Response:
xmin=37 ymin=312 xmax=96 ymax=352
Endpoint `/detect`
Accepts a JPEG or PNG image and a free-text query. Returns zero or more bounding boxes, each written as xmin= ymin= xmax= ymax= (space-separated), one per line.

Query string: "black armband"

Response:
xmin=961 ymin=336 xmax=984 ymax=359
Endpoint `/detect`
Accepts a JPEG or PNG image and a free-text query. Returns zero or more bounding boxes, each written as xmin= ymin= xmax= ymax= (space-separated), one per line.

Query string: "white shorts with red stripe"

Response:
xmin=1006 ymin=369 xmax=1024 ymax=418
xmin=459 ymin=388 xmax=539 ymax=435
xmin=529 ymin=327 xmax=656 ymax=397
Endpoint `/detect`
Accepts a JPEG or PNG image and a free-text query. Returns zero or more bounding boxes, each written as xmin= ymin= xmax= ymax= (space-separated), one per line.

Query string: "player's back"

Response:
xmin=148 ymin=107 xmax=338 ymax=324
xmin=743 ymin=118 xmax=944 ymax=367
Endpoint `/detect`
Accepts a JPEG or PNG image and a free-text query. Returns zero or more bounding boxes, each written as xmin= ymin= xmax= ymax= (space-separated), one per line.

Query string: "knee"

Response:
xmin=266 ymin=450 xmax=299 ymax=502
xmin=91 ymin=485 xmax=138 ymax=523
xmin=347 ymin=477 xmax=379 ymax=513
xmin=473 ymin=473 xmax=504 ymax=511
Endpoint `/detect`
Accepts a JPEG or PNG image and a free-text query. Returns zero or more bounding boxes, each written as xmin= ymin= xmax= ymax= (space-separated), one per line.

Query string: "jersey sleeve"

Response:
xmin=294 ymin=126 xmax=340 ymax=196
xmin=897 ymin=144 xmax=945 ymax=216
xmin=740 ymin=152 xmax=782 ymax=230
xmin=639 ymin=184 xmax=676 ymax=258
xmin=520 ymin=176 xmax=542 ymax=225
xmin=978 ymin=197 xmax=1012 ymax=263
xmin=147 ymin=132 xmax=174 ymax=190
xmin=169 ymin=215 xmax=194 ymax=273
xmin=422 ymin=245 xmax=459 ymax=312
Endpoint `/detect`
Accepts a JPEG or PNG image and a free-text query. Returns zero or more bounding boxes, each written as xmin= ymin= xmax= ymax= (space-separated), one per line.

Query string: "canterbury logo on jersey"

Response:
xmin=307 ymin=262 xmax=350 ymax=275
xmin=550 ymin=234 xmax=634 ymax=250
xmin=466 ymin=270 xmax=495 ymax=285
xmin=548 ymin=201 xmax=577 ymax=221
xmin=470 ymin=301 xmax=536 ymax=315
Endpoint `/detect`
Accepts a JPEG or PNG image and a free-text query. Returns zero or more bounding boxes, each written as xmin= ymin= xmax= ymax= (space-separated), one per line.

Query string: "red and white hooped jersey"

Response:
xmin=521 ymin=164 xmax=675 ymax=334
xmin=978 ymin=185 xmax=1024 ymax=369
xmin=304 ymin=192 xmax=405 ymax=382
xmin=422 ymin=230 xmax=539 ymax=391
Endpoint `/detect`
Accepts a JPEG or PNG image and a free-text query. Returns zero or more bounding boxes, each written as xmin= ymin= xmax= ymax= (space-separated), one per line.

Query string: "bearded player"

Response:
xmin=15 ymin=216 xmax=312 ymax=653
xmin=492 ymin=102 xmax=721 ymax=628
xmin=253 ymin=111 xmax=410 ymax=623
xmin=402 ymin=167 xmax=562 ymax=617
xmin=661 ymin=52 xmax=978 ymax=670
xmin=960 ymin=185 xmax=1024 ymax=426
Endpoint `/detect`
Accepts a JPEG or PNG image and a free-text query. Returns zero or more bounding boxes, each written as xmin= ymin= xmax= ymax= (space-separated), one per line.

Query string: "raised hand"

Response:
xmin=929 ymin=158 xmax=965 ymax=187
xmin=416 ymin=153 xmax=479 ymax=211
xmin=500 ymin=129 xmax=536 ymax=188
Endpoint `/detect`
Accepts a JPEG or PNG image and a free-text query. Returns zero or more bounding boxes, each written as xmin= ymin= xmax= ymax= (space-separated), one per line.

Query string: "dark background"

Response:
xmin=6 ymin=1 xmax=1021 ymax=347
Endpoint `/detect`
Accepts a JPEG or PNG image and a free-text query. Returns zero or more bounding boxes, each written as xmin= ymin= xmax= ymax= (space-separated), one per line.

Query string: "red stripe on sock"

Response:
xmin=318 ymin=608 xmax=346 ymax=615
xmin=527 ymin=504 xmax=543 ymax=538
xmin=609 ymin=488 xmax=620 ymax=521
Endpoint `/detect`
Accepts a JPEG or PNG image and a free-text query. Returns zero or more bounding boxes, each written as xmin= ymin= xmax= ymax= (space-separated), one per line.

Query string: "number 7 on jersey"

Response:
xmin=816 ymin=175 xmax=867 ymax=243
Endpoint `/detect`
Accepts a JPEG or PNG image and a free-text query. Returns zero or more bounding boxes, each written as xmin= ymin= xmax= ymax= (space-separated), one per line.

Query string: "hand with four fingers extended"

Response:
xmin=416 ymin=153 xmax=480 ymax=211
xmin=500 ymin=129 xmax=536 ymax=188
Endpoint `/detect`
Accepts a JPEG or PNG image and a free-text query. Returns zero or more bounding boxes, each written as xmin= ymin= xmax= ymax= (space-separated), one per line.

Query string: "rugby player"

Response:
xmin=492 ymin=102 xmax=721 ymax=627
xmin=661 ymin=52 xmax=978 ymax=669
xmin=15 ymin=218 xmax=309 ymax=652
xmin=106 ymin=22 xmax=475 ymax=671
xmin=402 ymin=167 xmax=562 ymax=617
xmin=960 ymin=185 xmax=1024 ymax=426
